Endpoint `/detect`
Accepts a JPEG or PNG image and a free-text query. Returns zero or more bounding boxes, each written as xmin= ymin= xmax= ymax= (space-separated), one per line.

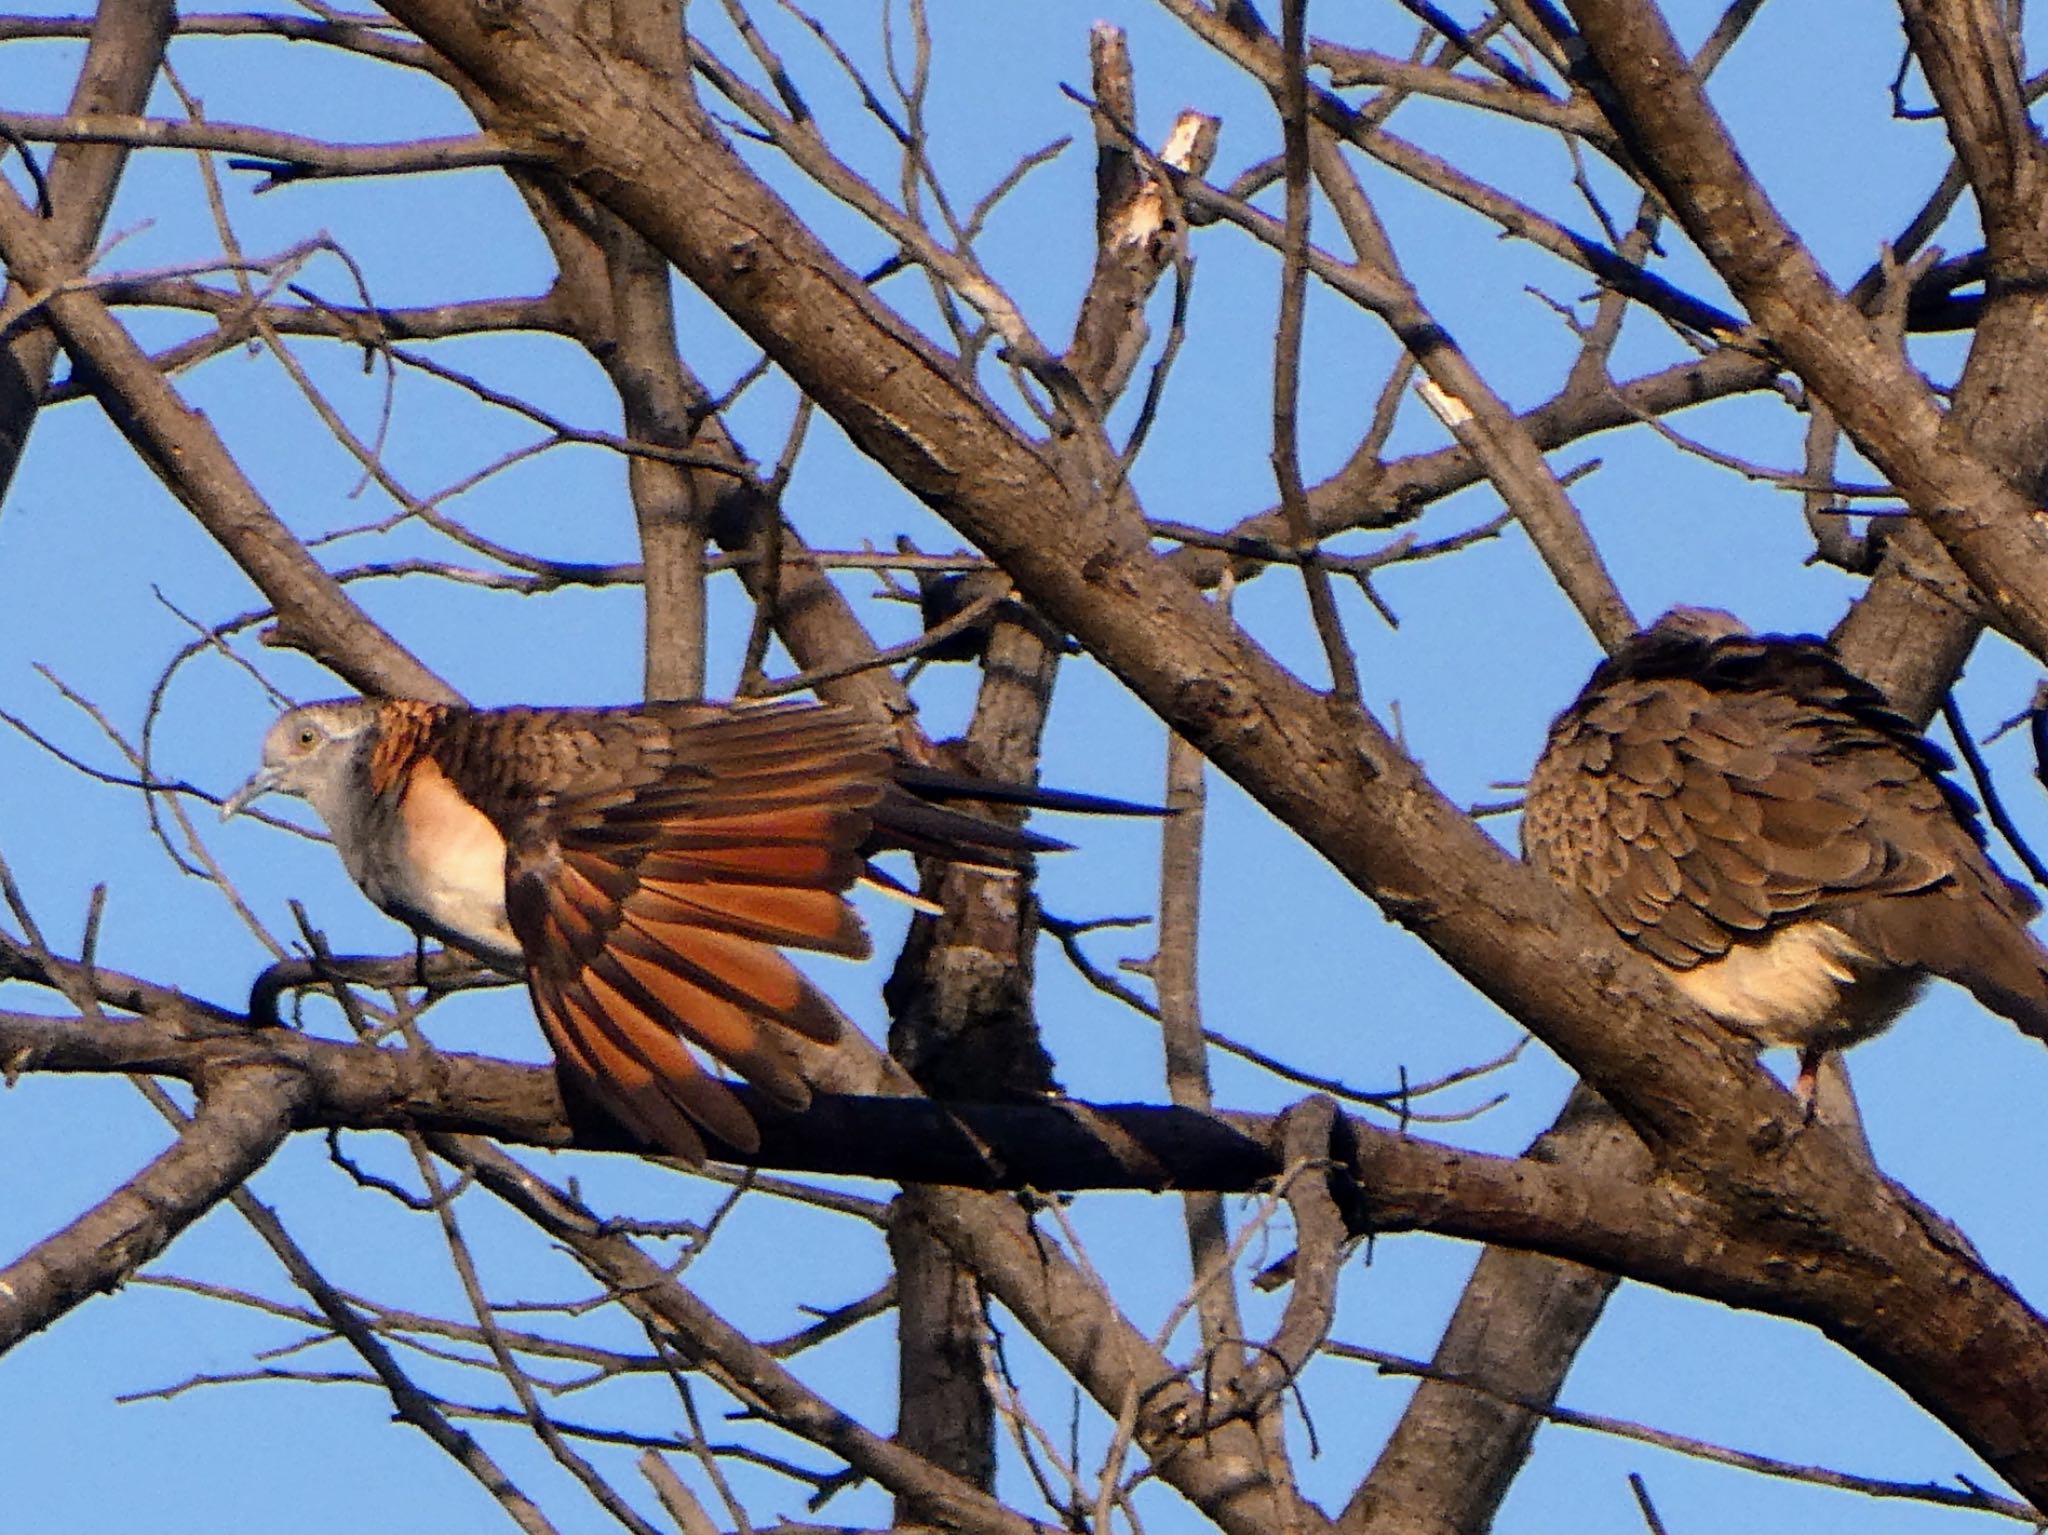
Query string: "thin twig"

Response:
xmin=1943 ymin=695 xmax=2048 ymax=889
xmin=1271 ymin=0 xmax=1361 ymax=705
xmin=1329 ymin=1339 xmax=2042 ymax=1521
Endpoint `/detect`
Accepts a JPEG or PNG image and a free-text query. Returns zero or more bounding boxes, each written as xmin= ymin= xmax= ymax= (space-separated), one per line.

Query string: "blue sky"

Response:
xmin=5 ymin=2 xmax=2048 ymax=1531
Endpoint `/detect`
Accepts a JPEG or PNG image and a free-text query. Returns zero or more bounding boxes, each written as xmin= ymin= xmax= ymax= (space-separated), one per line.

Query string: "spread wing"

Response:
xmin=1521 ymin=641 xmax=1968 ymax=972
xmin=496 ymin=705 xmax=892 ymax=1160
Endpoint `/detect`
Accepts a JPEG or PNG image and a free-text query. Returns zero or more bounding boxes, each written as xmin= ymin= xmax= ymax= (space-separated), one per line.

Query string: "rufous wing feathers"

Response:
xmin=484 ymin=702 xmax=1163 ymax=1159
xmin=504 ymin=707 xmax=891 ymax=1160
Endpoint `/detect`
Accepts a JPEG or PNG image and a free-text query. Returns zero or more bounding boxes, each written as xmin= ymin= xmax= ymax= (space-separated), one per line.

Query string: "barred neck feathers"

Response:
xmin=346 ymin=703 xmax=522 ymax=963
xmin=362 ymin=699 xmax=450 ymax=802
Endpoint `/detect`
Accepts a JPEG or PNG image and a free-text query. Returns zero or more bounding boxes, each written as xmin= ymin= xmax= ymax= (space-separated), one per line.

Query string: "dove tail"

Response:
xmin=1953 ymin=953 xmax=2048 ymax=1044
xmin=1850 ymin=880 xmax=2048 ymax=1045
xmin=871 ymin=768 xmax=1168 ymax=866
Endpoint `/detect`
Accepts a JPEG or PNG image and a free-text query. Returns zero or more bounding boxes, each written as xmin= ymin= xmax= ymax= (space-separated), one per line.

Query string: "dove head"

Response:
xmin=1648 ymin=606 xmax=1749 ymax=643
xmin=221 ymin=699 xmax=383 ymax=825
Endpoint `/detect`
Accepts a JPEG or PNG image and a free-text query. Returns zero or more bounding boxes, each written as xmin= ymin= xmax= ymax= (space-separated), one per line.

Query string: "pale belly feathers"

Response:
xmin=388 ymin=759 xmax=523 ymax=963
xmin=1668 ymin=919 xmax=1926 ymax=1054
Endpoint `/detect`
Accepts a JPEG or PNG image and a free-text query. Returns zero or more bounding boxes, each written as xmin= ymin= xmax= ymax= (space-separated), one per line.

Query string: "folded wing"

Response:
xmin=1523 ymin=625 xmax=2048 ymax=1043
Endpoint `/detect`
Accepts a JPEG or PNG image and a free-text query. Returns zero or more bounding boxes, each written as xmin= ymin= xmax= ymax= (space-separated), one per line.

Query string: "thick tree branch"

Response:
xmin=439 ymin=1136 xmax=1058 ymax=1535
xmin=0 ymin=1006 xmax=2015 ymax=1312
xmin=0 ymin=113 xmax=540 ymax=181
xmin=0 ymin=179 xmax=453 ymax=699
xmin=0 ymin=0 xmax=172 ymax=502
xmin=0 ymin=1062 xmax=309 ymax=1355
xmin=1168 ymin=346 xmax=1778 ymax=590
xmin=918 ymin=1181 xmax=1329 ymax=1535
xmin=87 ymin=277 xmax=571 ymax=341
xmin=1896 ymin=0 xmax=2043 ymax=227
xmin=1561 ymin=0 xmax=2048 ymax=662
xmin=0 ymin=11 xmax=435 ymax=70
xmin=1337 ymin=1087 xmax=1625 ymax=1535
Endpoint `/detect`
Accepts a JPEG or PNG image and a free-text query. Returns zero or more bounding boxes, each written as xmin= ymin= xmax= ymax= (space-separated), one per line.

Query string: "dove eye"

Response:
xmin=296 ymin=726 xmax=319 ymax=749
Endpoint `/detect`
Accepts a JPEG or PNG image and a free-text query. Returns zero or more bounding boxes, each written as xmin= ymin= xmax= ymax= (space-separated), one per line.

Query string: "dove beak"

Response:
xmin=220 ymin=766 xmax=284 ymax=821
